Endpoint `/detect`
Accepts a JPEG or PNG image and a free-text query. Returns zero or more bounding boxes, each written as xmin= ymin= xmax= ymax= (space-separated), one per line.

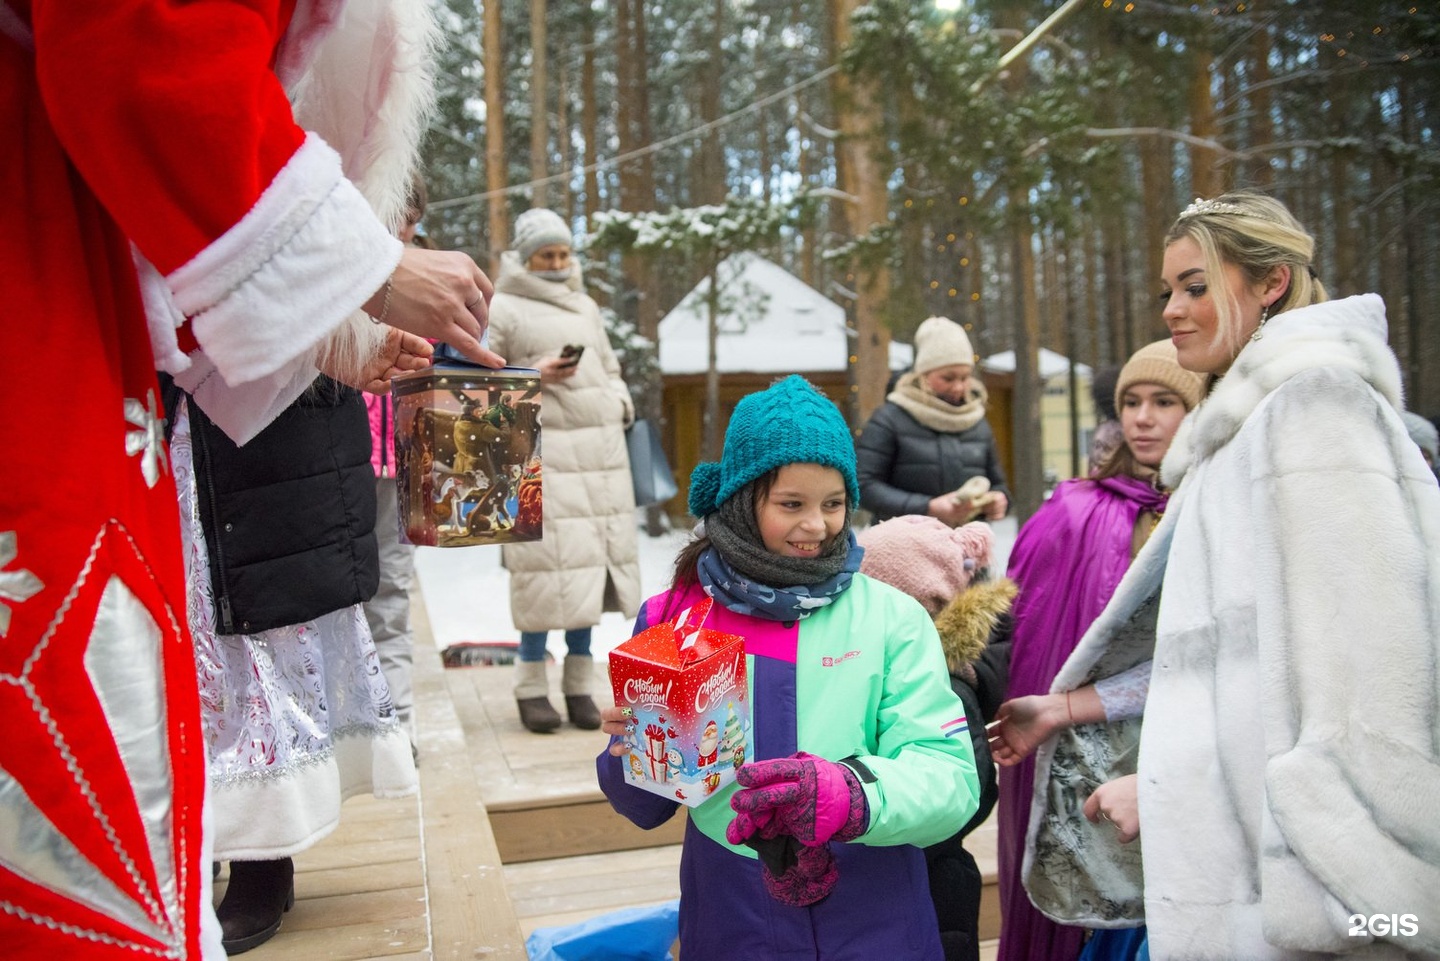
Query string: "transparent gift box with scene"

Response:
xmin=609 ymin=598 xmax=751 ymax=808
xmin=391 ymin=362 xmax=542 ymax=547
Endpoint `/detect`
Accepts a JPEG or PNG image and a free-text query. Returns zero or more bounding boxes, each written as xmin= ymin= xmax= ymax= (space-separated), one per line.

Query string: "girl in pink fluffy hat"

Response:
xmin=859 ymin=515 xmax=1017 ymax=961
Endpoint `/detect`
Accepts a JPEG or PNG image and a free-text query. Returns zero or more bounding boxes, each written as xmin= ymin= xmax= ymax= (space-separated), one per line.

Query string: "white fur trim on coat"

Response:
xmin=168 ymin=134 xmax=401 ymax=387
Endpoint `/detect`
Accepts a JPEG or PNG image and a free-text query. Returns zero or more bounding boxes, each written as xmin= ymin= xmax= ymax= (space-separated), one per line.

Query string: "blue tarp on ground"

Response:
xmin=525 ymin=899 xmax=679 ymax=961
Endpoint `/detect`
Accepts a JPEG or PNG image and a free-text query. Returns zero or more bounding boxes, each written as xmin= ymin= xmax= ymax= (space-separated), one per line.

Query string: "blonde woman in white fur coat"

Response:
xmin=1021 ymin=192 xmax=1440 ymax=961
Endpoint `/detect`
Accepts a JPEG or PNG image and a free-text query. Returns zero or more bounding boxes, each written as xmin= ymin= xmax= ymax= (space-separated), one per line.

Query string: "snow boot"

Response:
xmin=515 ymin=659 xmax=562 ymax=733
xmin=562 ymin=654 xmax=603 ymax=730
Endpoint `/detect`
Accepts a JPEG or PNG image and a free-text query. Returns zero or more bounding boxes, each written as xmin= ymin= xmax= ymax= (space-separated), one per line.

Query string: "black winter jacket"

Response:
xmin=855 ymin=401 xmax=1009 ymax=521
xmin=163 ymin=375 xmax=379 ymax=635
xmin=924 ymin=613 xmax=1011 ymax=961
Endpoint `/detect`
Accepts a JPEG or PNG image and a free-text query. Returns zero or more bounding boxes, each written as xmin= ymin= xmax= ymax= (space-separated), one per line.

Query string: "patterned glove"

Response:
xmin=725 ymin=752 xmax=869 ymax=847
xmin=755 ymin=838 xmax=838 ymax=907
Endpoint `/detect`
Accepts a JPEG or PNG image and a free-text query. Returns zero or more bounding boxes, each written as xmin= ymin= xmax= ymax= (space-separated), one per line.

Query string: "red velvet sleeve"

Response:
xmin=30 ymin=1 xmax=305 ymax=274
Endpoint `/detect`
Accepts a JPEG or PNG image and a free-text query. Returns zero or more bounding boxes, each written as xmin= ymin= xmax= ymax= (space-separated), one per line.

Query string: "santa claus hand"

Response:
xmin=727 ymin=753 xmax=868 ymax=847
xmin=375 ymin=248 xmax=504 ymax=368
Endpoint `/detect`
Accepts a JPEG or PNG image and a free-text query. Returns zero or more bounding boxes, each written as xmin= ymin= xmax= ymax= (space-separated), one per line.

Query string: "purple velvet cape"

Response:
xmin=994 ymin=476 xmax=1167 ymax=961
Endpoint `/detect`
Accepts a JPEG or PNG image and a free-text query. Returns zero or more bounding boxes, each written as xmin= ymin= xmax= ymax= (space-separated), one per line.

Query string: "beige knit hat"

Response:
xmin=1115 ymin=339 xmax=1206 ymax=412
xmin=912 ymin=317 xmax=975 ymax=375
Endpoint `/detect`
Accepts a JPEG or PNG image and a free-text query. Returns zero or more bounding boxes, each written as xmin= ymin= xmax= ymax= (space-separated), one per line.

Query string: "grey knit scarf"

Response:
xmin=695 ymin=485 xmax=862 ymax=621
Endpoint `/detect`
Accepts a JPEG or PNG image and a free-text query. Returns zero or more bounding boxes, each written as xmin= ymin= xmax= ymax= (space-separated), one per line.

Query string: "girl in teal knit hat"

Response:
xmin=597 ymin=375 xmax=981 ymax=961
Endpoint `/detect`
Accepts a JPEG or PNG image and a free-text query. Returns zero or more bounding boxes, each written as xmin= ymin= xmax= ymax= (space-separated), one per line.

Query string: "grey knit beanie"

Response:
xmin=513 ymin=208 xmax=572 ymax=263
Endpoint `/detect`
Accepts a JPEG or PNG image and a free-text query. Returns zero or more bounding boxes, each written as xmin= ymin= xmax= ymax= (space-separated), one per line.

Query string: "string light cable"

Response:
xmin=429 ymin=64 xmax=841 ymax=211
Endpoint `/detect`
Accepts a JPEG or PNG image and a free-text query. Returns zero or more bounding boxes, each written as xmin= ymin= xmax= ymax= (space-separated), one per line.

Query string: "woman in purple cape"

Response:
xmin=990 ymin=340 xmax=1203 ymax=961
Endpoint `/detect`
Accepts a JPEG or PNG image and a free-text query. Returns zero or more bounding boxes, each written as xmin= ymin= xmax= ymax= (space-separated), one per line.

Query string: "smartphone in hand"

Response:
xmin=558 ymin=343 xmax=585 ymax=367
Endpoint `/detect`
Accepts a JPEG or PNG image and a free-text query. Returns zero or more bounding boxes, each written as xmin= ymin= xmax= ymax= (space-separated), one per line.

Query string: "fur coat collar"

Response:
xmin=1162 ymin=293 xmax=1399 ymax=487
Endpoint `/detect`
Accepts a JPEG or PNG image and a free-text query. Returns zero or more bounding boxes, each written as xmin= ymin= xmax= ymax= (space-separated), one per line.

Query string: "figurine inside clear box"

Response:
xmin=391 ymin=363 xmax=542 ymax=547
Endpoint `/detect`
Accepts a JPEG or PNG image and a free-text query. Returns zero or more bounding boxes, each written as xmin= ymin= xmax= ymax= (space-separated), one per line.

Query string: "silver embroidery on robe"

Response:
xmin=124 ymin=389 xmax=168 ymax=489
xmin=0 ymin=530 xmax=44 ymax=637
xmin=0 ymin=541 xmax=184 ymax=952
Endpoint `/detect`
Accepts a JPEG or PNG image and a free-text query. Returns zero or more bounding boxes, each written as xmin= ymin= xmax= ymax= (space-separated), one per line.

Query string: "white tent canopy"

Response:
xmin=658 ymin=253 xmax=913 ymax=374
xmin=981 ymin=347 xmax=1092 ymax=380
xmin=657 ymin=253 xmax=1089 ymax=381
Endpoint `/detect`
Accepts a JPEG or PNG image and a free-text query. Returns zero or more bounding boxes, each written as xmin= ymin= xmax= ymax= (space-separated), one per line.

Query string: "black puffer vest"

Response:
xmin=163 ymin=375 xmax=379 ymax=635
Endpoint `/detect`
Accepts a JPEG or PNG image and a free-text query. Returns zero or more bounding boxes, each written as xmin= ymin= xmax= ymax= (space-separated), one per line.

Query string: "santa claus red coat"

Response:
xmin=0 ymin=1 xmax=431 ymax=956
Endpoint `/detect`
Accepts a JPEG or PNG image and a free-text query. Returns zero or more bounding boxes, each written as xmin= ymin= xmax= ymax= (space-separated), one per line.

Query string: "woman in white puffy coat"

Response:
xmin=486 ymin=209 xmax=641 ymax=734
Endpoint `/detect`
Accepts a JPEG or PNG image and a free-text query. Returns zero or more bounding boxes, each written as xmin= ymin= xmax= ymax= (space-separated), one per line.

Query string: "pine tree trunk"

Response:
xmin=998 ymin=5 xmax=1043 ymax=524
xmin=1011 ymin=219 xmax=1044 ymax=524
xmin=831 ymin=0 xmax=892 ymax=427
xmin=698 ymin=0 xmax=725 ymax=206
xmin=557 ymin=57 xmax=573 ymax=225
xmin=483 ymin=0 xmax=506 ymax=275
xmin=1084 ymin=222 xmax=1102 ymax=368
xmin=1188 ymin=47 xmax=1223 ymax=198
xmin=582 ymin=11 xmax=599 ymax=228
xmin=704 ymin=255 xmax=722 ymax=462
xmin=1248 ymin=26 xmax=1274 ymax=188
xmin=529 ymin=0 xmax=548 ymax=209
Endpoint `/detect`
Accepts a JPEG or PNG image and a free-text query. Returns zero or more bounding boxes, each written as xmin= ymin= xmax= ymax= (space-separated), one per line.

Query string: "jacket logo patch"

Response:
xmin=821 ymin=650 xmax=861 ymax=667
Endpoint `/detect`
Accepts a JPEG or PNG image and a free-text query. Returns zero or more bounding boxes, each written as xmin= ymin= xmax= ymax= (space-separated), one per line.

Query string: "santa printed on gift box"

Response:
xmin=609 ymin=598 xmax=752 ymax=808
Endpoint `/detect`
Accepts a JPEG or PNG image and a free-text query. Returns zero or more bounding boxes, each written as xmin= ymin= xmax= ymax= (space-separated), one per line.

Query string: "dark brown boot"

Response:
xmin=517 ymin=696 xmax=563 ymax=733
xmin=217 ymin=857 xmax=294 ymax=955
xmin=565 ymin=695 xmax=602 ymax=730
xmin=514 ymin=661 xmax=562 ymax=733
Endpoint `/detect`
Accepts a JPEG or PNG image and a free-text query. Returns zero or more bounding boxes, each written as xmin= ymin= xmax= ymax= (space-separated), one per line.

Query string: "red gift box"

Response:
xmin=609 ymin=598 xmax=750 ymax=808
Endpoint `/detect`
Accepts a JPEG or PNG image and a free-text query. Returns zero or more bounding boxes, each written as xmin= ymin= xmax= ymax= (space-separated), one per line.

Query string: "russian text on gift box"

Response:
xmin=609 ymin=598 xmax=751 ymax=808
xmin=391 ymin=362 xmax=543 ymax=547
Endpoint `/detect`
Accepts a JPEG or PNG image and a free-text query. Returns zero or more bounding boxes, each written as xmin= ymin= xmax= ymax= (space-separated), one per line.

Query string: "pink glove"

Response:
xmin=759 ymin=841 xmax=838 ymax=907
xmin=726 ymin=752 xmax=869 ymax=848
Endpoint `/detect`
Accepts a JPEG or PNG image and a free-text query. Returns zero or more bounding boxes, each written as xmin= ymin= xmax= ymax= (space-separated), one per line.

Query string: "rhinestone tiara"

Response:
xmin=1179 ymin=197 xmax=1245 ymax=219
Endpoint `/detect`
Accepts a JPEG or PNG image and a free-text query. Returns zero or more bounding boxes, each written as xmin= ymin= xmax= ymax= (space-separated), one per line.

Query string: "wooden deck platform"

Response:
xmin=231 ymin=588 xmax=1000 ymax=959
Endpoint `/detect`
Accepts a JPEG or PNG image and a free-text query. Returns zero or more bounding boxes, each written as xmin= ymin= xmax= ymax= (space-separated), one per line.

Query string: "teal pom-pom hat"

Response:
xmin=687 ymin=375 xmax=860 ymax=517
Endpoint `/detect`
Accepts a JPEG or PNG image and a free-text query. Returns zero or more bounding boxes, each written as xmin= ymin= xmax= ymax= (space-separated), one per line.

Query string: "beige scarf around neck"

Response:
xmin=887 ymin=371 xmax=988 ymax=433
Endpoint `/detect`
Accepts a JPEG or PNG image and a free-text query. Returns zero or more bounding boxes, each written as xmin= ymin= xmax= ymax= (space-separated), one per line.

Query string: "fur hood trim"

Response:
xmin=286 ymin=0 xmax=440 ymax=232
xmin=1162 ymin=294 xmax=1399 ymax=488
xmin=495 ymin=250 xmax=589 ymax=307
xmin=934 ymin=579 xmax=1016 ymax=673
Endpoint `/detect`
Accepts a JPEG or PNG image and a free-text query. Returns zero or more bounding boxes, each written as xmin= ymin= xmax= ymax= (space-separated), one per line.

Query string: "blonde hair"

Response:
xmin=1165 ymin=191 xmax=1330 ymax=361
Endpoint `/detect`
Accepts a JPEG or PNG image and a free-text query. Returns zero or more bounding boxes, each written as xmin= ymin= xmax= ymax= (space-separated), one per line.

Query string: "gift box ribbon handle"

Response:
xmin=671 ymin=597 xmax=713 ymax=664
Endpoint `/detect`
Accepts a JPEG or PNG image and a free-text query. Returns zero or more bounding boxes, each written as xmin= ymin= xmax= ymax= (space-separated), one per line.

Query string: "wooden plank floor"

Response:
xmin=226 ymin=583 xmax=1001 ymax=958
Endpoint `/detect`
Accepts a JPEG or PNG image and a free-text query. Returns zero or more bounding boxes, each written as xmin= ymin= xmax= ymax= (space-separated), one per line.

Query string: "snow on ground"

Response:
xmin=415 ymin=515 xmax=1017 ymax=661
